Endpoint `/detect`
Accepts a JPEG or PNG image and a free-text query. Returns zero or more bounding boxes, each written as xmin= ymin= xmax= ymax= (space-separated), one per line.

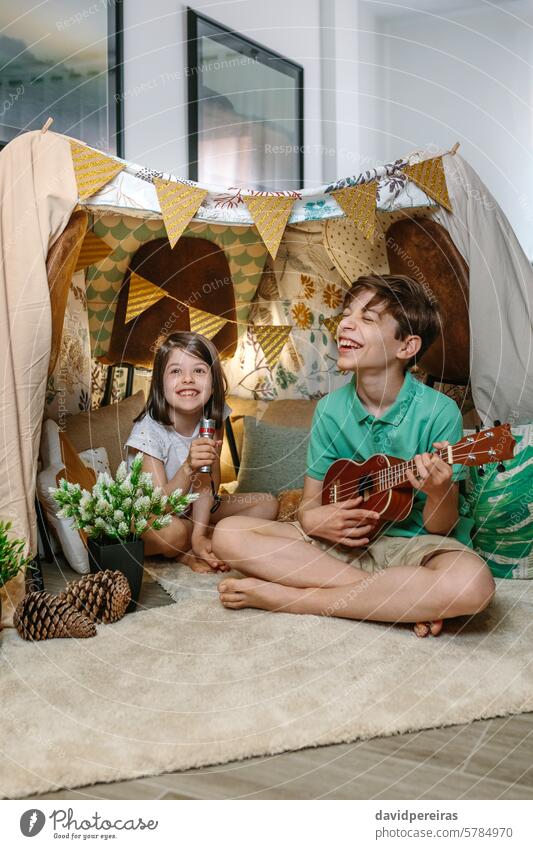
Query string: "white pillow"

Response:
xmin=37 ymin=420 xmax=111 ymax=574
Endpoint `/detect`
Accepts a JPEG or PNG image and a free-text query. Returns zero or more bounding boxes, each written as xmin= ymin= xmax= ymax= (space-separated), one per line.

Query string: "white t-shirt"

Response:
xmin=125 ymin=405 xmax=231 ymax=482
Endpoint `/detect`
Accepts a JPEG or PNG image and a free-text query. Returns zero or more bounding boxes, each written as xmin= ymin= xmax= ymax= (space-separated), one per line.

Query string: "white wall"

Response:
xmin=122 ymin=0 xmax=324 ymax=186
xmin=358 ymin=0 xmax=533 ymax=258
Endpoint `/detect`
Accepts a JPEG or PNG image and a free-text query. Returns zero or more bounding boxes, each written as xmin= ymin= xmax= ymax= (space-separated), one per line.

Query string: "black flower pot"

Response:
xmin=87 ymin=538 xmax=144 ymax=613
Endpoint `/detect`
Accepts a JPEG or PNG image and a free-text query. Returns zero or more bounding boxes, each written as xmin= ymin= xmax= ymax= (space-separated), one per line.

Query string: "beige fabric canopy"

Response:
xmin=0 ymin=131 xmax=77 ymax=626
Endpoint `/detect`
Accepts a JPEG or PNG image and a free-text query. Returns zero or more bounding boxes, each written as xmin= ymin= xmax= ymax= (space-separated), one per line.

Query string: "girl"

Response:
xmin=125 ymin=331 xmax=278 ymax=572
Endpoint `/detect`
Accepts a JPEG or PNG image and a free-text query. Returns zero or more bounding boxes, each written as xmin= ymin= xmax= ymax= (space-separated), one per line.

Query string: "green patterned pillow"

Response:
xmin=462 ymin=424 xmax=533 ymax=578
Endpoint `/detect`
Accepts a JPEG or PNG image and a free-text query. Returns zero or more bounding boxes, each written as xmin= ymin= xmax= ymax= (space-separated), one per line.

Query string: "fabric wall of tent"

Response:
xmin=1 ymin=128 xmax=532 ymax=624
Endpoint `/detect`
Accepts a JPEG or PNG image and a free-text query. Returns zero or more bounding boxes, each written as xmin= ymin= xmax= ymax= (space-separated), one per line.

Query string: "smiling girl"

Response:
xmin=125 ymin=331 xmax=277 ymax=572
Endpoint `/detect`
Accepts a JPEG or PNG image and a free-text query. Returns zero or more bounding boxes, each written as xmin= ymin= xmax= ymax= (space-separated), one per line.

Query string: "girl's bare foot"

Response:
xmin=218 ymin=576 xmax=299 ymax=611
xmin=413 ymin=620 xmax=443 ymax=638
xmin=181 ymin=551 xmax=219 ymax=573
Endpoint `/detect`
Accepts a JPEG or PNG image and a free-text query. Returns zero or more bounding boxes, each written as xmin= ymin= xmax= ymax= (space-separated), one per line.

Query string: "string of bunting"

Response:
xmin=125 ymin=271 xmax=341 ymax=370
xmin=69 ymin=140 xmax=455 ymax=258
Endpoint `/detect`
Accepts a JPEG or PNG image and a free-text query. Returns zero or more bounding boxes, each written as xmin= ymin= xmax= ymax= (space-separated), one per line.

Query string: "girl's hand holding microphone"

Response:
xmin=185 ymin=437 xmax=222 ymax=474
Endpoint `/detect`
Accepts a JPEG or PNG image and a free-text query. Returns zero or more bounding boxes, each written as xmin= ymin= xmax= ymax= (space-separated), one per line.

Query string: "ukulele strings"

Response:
xmin=327 ymin=445 xmax=484 ymax=499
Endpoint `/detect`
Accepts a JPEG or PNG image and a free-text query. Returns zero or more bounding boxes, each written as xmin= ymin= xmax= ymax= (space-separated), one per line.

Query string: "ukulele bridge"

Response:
xmin=329 ymin=480 xmax=340 ymax=503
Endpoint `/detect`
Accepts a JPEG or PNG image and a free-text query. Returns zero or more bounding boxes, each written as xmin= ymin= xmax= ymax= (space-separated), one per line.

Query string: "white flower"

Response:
xmin=120 ymin=480 xmax=133 ymax=495
xmin=80 ymin=494 xmax=92 ymax=511
xmin=133 ymin=496 xmax=150 ymax=515
xmin=157 ymin=515 xmax=172 ymax=528
xmin=139 ymin=472 xmax=152 ymax=488
xmin=94 ymin=517 xmax=107 ymax=529
xmin=122 ymin=497 xmax=132 ymax=510
xmin=134 ymin=517 xmax=148 ymax=535
xmin=97 ymin=471 xmax=113 ymax=488
xmin=113 ymin=510 xmax=125 ymax=523
xmin=118 ymin=522 xmax=129 ymax=537
xmin=115 ymin=461 xmax=127 ymax=483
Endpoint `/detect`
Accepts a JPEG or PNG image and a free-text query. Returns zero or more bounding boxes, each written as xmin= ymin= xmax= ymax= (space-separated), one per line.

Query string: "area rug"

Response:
xmin=1 ymin=565 xmax=533 ymax=799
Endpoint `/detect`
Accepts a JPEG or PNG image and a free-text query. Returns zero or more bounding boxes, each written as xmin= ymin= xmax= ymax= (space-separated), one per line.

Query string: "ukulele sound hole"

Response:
xmin=358 ymin=474 xmax=374 ymax=500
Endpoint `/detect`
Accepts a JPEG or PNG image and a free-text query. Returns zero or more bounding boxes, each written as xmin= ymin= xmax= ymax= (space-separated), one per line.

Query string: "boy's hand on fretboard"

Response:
xmin=405 ymin=440 xmax=454 ymax=500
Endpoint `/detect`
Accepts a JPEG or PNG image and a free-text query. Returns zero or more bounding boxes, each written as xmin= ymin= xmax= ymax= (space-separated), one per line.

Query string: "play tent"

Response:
xmin=1 ymin=128 xmax=532 ymax=622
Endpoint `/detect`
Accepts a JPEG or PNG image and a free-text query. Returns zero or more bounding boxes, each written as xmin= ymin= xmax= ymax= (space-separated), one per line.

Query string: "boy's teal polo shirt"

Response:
xmin=306 ymin=370 xmax=473 ymax=546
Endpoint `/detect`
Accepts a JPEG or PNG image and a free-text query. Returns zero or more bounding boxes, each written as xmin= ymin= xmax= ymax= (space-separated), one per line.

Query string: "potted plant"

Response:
xmin=0 ymin=520 xmax=32 ymax=625
xmin=50 ymin=453 xmax=197 ymax=611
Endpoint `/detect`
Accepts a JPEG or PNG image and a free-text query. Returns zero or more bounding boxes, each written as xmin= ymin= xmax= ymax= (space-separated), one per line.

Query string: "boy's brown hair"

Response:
xmin=343 ymin=274 xmax=441 ymax=369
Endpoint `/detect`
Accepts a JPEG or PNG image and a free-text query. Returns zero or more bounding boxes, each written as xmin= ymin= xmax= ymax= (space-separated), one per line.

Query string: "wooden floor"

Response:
xmin=26 ymin=557 xmax=533 ymax=801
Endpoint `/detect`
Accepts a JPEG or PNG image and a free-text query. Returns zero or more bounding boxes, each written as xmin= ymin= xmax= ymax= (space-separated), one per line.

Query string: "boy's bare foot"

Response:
xmin=218 ymin=576 xmax=298 ymax=611
xmin=413 ymin=620 xmax=443 ymax=638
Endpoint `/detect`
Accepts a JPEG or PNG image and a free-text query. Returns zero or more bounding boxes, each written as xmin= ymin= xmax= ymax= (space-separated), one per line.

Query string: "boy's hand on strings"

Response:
xmin=303 ymin=498 xmax=380 ymax=548
xmin=186 ymin=437 xmax=223 ymax=472
xmin=406 ymin=440 xmax=453 ymax=500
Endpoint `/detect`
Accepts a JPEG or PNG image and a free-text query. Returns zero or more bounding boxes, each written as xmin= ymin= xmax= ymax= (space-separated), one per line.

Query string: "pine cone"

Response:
xmin=59 ymin=570 xmax=130 ymax=624
xmin=14 ymin=591 xmax=96 ymax=641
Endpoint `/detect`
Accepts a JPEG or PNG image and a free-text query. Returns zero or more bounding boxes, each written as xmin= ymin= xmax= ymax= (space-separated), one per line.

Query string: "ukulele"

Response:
xmin=321 ymin=423 xmax=516 ymax=540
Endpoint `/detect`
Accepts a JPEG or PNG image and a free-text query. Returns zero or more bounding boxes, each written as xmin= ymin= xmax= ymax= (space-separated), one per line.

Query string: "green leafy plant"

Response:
xmin=49 ymin=453 xmax=198 ymax=543
xmin=0 ymin=520 xmax=32 ymax=587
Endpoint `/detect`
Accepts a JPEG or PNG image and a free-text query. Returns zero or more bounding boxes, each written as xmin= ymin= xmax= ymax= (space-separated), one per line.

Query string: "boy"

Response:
xmin=213 ymin=275 xmax=495 ymax=637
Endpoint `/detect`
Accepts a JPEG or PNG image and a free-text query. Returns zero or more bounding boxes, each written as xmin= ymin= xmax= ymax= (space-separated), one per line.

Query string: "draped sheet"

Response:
xmin=435 ymin=155 xmax=533 ymax=426
xmin=0 ymin=130 xmax=77 ymax=627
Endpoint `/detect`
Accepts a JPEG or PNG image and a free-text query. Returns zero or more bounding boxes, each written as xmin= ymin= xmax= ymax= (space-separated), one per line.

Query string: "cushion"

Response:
xmin=37 ymin=420 xmax=111 ymax=574
xmin=463 ymin=423 xmax=533 ymax=578
xmin=236 ymin=417 xmax=310 ymax=494
xmin=221 ymin=396 xmax=318 ymax=484
xmin=64 ymin=389 xmax=145 ymax=474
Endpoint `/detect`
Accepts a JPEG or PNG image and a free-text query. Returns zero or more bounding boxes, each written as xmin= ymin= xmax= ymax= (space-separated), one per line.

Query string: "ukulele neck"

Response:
xmin=379 ymin=447 xmax=450 ymax=493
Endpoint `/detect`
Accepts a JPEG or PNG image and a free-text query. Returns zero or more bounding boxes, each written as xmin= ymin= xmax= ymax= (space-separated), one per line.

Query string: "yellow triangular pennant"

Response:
xmin=69 ymin=141 xmax=125 ymax=201
xmin=332 ymin=181 xmax=378 ymax=242
xmin=403 ymin=156 xmax=452 ymax=211
xmin=189 ymin=307 xmax=228 ymax=341
xmin=75 ymin=230 xmax=113 ymax=271
xmin=253 ymin=325 xmax=292 ymax=371
xmin=125 ymin=272 xmax=167 ymax=323
xmin=245 ymin=195 xmax=295 ymax=260
xmin=322 ymin=314 xmax=343 ymax=340
xmin=154 ymin=178 xmax=208 ymax=249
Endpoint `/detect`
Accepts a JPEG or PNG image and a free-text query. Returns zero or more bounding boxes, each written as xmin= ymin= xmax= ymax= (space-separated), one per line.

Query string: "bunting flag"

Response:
xmin=245 ymin=195 xmax=295 ymax=260
xmin=189 ymin=306 xmax=228 ymax=340
xmin=154 ymin=178 xmax=208 ymax=249
xmin=403 ymin=156 xmax=452 ymax=211
xmin=75 ymin=230 xmax=113 ymax=271
xmin=69 ymin=141 xmax=125 ymax=200
xmin=322 ymin=314 xmax=343 ymax=340
xmin=332 ymin=180 xmax=378 ymax=241
xmin=253 ymin=325 xmax=292 ymax=371
xmin=125 ymin=272 xmax=167 ymax=323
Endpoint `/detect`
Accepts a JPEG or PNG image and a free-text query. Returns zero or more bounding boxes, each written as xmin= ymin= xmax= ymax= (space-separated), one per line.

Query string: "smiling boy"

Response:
xmin=213 ymin=274 xmax=495 ymax=637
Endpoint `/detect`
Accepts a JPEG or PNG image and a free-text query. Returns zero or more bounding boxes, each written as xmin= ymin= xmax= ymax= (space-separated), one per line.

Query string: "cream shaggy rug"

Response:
xmin=1 ymin=564 xmax=533 ymax=799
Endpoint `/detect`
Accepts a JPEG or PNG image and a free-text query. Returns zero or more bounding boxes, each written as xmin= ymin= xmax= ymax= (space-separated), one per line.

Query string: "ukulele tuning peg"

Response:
xmin=478 ymin=466 xmax=485 ymax=477
xmin=493 ymin=419 xmax=501 ymax=427
xmin=497 ymin=462 xmax=505 ymax=473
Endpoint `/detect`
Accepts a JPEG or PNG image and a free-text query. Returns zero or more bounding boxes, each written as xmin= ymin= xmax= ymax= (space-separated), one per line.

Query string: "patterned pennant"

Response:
xmin=75 ymin=230 xmax=113 ymax=271
xmin=322 ymin=314 xmax=343 ymax=340
xmin=253 ymin=325 xmax=292 ymax=371
xmin=125 ymin=272 xmax=167 ymax=323
xmin=245 ymin=195 xmax=295 ymax=260
xmin=69 ymin=141 xmax=125 ymax=201
xmin=332 ymin=181 xmax=378 ymax=242
xmin=189 ymin=307 xmax=228 ymax=341
xmin=154 ymin=178 xmax=208 ymax=249
xmin=403 ymin=156 xmax=452 ymax=211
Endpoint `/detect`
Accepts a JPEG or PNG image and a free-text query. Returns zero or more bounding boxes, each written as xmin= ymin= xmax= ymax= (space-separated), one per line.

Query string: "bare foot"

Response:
xmin=218 ymin=576 xmax=298 ymax=611
xmin=181 ymin=551 xmax=219 ymax=574
xmin=413 ymin=619 xmax=444 ymax=638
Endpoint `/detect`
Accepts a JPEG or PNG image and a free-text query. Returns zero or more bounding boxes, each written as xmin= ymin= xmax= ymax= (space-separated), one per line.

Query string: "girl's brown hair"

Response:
xmin=135 ymin=331 xmax=227 ymax=429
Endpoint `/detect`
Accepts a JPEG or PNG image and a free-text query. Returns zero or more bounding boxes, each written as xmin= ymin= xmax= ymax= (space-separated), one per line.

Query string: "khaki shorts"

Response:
xmin=289 ymin=521 xmax=475 ymax=574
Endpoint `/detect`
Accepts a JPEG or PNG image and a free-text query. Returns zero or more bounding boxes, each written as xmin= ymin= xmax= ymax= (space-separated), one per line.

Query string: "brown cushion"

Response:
xmin=64 ymin=390 xmax=146 ymax=475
